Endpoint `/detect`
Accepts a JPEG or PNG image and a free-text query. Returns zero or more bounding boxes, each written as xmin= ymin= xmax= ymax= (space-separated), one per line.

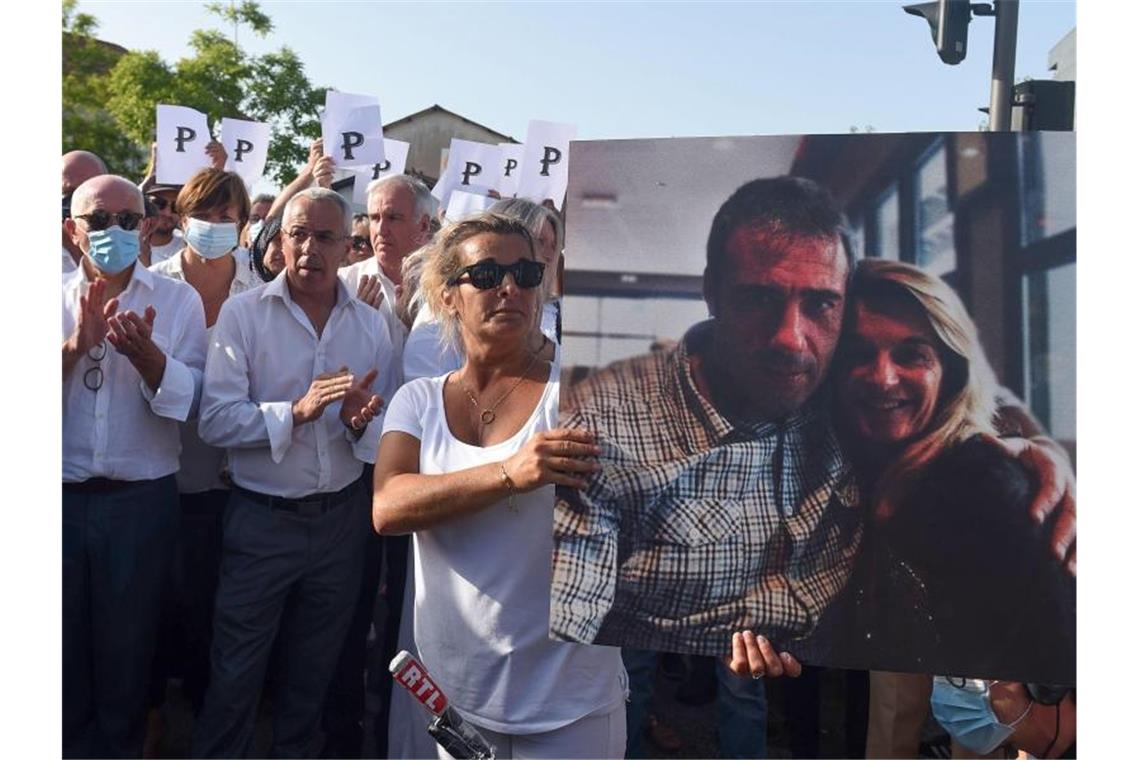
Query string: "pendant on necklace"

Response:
xmin=480 ymin=409 xmax=496 ymax=425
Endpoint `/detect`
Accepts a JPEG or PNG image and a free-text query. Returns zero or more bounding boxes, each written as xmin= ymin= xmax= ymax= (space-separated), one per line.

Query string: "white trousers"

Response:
xmin=435 ymin=703 xmax=627 ymax=760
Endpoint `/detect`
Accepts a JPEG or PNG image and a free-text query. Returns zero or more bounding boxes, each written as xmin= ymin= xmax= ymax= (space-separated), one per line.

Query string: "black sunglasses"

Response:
xmin=147 ymin=195 xmax=177 ymax=213
xmin=62 ymin=193 xmax=73 ymax=220
xmin=74 ymin=210 xmax=145 ymax=232
xmin=447 ymin=258 xmax=546 ymax=290
xmin=351 ymin=235 xmax=371 ymax=251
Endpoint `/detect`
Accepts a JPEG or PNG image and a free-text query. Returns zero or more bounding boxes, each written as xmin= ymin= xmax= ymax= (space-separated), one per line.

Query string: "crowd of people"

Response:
xmin=61 ymin=142 xmax=1075 ymax=760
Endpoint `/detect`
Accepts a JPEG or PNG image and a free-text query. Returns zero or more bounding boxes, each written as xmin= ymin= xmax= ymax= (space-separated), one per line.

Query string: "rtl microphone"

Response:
xmin=389 ymin=650 xmax=496 ymax=759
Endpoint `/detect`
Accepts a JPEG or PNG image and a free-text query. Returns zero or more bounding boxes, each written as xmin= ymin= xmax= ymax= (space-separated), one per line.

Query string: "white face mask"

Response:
xmin=184 ymin=217 xmax=239 ymax=260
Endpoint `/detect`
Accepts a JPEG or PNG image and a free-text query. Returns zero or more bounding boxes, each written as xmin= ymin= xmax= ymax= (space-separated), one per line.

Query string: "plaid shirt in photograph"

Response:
xmin=551 ymin=321 xmax=863 ymax=658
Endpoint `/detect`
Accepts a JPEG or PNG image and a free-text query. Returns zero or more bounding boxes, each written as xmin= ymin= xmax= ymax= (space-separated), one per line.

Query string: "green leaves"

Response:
xmin=64 ymin=1 xmax=322 ymax=187
xmin=205 ymin=0 xmax=274 ymax=37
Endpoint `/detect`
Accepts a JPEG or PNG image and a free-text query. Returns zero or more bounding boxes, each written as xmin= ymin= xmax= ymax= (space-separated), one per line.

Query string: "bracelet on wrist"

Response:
xmin=499 ymin=463 xmax=518 ymax=513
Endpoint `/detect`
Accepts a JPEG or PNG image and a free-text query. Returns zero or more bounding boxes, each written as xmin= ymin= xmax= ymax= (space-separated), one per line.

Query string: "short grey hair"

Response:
xmin=284 ymin=187 xmax=353 ymax=234
xmin=490 ymin=197 xmax=564 ymax=255
xmin=251 ymin=192 xmax=276 ymax=206
xmin=367 ymin=174 xmax=434 ymax=222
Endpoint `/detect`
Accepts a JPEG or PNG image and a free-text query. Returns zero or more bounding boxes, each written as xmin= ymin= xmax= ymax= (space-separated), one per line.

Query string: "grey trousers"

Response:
xmin=192 ymin=480 xmax=369 ymax=758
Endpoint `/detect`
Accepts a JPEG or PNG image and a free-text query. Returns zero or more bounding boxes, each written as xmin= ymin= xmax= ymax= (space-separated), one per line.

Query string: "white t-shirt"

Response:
xmin=381 ymin=366 xmax=625 ymax=734
xmin=403 ymin=304 xmax=463 ymax=384
xmin=149 ymin=231 xmax=184 ymax=264
xmin=150 ymin=248 xmax=260 ymax=493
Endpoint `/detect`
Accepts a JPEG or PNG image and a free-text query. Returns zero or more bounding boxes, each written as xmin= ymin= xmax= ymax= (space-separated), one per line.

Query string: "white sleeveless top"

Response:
xmin=381 ymin=362 xmax=625 ymax=734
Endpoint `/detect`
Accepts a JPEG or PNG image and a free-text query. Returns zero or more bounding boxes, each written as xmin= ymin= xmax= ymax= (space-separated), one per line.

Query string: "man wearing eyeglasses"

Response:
xmin=194 ymin=187 xmax=401 ymax=757
xmin=62 ymin=175 xmax=208 ymax=758
xmin=62 ymin=150 xmax=107 ymax=273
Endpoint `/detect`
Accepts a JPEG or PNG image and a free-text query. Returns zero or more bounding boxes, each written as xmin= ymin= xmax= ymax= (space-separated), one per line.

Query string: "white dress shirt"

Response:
xmin=199 ymin=271 xmax=402 ymax=498
xmin=62 ymin=246 xmax=78 ymax=274
xmin=339 ymin=257 xmax=408 ymax=358
xmin=150 ymin=248 xmax=260 ymax=493
xmin=62 ymin=262 xmax=207 ymax=483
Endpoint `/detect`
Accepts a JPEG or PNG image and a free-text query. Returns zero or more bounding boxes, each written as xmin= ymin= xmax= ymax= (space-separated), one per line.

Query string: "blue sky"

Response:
xmin=80 ymin=0 xmax=1075 ymax=144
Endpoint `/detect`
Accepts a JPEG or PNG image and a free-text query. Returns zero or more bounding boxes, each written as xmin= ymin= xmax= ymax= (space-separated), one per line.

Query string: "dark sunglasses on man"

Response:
xmin=146 ymin=194 xmax=177 ymax=213
xmin=447 ymin=258 xmax=546 ymax=290
xmin=351 ymin=235 xmax=371 ymax=252
xmin=63 ymin=193 xmax=73 ymax=220
xmin=74 ymin=210 xmax=145 ymax=232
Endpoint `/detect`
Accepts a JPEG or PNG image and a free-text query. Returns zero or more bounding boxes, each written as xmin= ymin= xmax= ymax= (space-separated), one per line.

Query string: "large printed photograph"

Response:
xmin=550 ymin=132 xmax=1076 ymax=685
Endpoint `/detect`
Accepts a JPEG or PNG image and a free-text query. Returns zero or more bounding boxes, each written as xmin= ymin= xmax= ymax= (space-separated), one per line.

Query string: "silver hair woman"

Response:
xmin=372 ymin=211 xmax=627 ymax=756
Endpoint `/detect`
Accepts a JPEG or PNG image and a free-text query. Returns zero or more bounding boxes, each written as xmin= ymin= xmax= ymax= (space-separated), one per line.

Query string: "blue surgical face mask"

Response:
xmin=86 ymin=226 xmax=140 ymax=274
xmin=247 ymin=219 xmax=265 ymax=244
xmin=185 ymin=217 xmax=239 ymax=260
xmin=931 ymin=677 xmax=1031 ymax=755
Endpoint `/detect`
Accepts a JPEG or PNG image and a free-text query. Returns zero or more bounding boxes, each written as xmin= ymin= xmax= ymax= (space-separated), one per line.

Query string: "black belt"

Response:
xmin=234 ymin=480 xmax=359 ymax=517
xmin=63 ymin=477 xmax=136 ymax=494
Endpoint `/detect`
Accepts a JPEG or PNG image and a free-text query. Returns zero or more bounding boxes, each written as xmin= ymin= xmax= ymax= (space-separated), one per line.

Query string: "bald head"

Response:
xmin=62 ymin=150 xmax=108 ymax=196
xmin=71 ymin=175 xmax=144 ymax=218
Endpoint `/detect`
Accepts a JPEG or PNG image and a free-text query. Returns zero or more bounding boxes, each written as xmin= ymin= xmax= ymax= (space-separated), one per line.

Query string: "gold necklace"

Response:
xmin=462 ymin=348 xmax=542 ymax=425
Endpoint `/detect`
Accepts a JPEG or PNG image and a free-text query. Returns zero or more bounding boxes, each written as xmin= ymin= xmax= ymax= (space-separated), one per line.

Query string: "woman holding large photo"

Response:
xmin=372 ymin=213 xmax=627 ymax=758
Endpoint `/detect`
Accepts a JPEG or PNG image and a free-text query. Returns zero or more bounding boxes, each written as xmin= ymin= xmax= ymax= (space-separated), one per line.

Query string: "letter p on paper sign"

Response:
xmin=462 ymin=161 xmax=482 ymax=186
xmin=175 ymin=126 xmax=197 ymax=153
xmin=234 ymin=139 xmax=253 ymax=163
xmin=341 ymin=131 xmax=365 ymax=161
xmin=539 ymin=146 xmax=562 ymax=176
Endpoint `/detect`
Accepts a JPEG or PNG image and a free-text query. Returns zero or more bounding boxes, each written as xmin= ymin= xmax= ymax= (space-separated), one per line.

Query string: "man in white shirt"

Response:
xmin=328 ymin=173 xmax=432 ymax=756
xmin=62 ymin=175 xmax=207 ymax=757
xmin=194 ymin=187 xmax=400 ymax=757
xmin=62 ymin=149 xmax=107 ymax=273
xmin=340 ymin=174 xmax=433 ymax=346
xmin=143 ymin=182 xmax=185 ymax=265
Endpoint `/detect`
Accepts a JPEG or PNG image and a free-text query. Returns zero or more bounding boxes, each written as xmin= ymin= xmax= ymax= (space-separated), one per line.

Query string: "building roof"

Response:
xmin=384 ymin=104 xmax=519 ymax=144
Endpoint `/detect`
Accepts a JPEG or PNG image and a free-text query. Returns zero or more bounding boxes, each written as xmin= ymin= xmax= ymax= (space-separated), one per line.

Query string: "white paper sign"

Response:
xmin=497 ymin=143 xmax=526 ymax=197
xmin=516 ymin=120 xmax=577 ymax=210
xmin=431 ymin=138 xmax=500 ymax=207
xmin=155 ymin=105 xmax=212 ymax=185
xmin=321 ymin=91 xmax=384 ymax=168
xmin=351 ymin=139 xmax=411 ymax=206
xmin=218 ymin=117 xmax=271 ymax=187
xmin=445 ymin=190 xmax=497 ymax=220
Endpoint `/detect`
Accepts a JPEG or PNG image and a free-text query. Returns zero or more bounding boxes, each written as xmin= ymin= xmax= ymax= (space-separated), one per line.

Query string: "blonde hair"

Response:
xmin=846 ymin=258 xmax=1000 ymax=517
xmin=419 ymin=212 xmax=537 ymax=352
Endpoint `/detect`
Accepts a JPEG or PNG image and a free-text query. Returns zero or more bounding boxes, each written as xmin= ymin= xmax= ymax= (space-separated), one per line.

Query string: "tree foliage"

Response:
xmin=62 ymin=0 xmax=147 ymax=176
xmin=63 ymin=1 xmax=324 ymax=187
